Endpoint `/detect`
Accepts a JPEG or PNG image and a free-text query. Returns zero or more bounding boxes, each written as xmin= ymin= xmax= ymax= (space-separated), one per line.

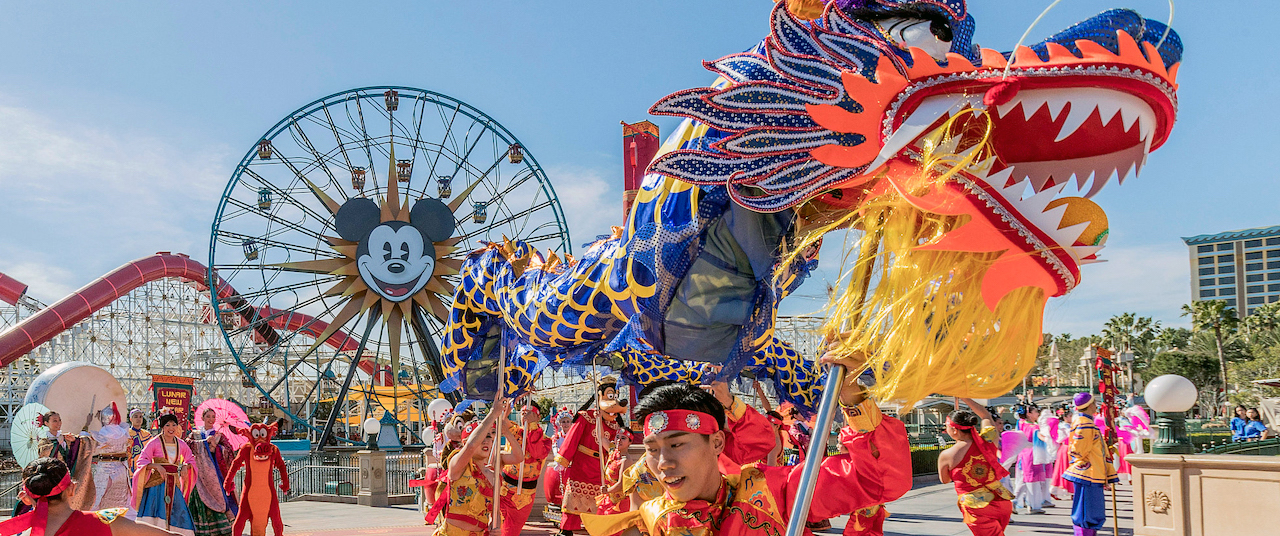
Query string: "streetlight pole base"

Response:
xmin=1152 ymin=411 xmax=1194 ymax=454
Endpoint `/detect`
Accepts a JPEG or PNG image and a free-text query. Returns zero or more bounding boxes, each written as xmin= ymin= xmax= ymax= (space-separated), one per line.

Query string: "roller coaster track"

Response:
xmin=0 ymin=253 xmax=365 ymax=372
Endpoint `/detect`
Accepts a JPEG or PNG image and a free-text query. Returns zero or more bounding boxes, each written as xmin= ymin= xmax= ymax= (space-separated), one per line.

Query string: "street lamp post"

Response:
xmin=363 ymin=417 xmax=381 ymax=451
xmin=1144 ymin=374 xmax=1198 ymax=454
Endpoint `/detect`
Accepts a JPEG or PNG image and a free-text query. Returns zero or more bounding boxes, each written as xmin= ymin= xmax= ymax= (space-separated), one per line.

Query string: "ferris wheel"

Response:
xmin=209 ymin=86 xmax=571 ymax=445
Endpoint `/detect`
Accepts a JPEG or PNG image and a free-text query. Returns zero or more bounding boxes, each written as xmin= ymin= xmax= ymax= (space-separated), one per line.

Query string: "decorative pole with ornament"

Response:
xmin=1093 ymin=347 xmax=1121 ymax=536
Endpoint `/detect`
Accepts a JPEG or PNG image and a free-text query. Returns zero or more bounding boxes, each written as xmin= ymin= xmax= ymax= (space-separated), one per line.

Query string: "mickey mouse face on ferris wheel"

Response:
xmin=335 ymin=197 xmax=456 ymax=302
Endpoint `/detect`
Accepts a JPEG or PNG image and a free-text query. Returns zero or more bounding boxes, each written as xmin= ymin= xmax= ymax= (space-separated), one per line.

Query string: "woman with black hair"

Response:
xmin=34 ymin=410 xmax=97 ymax=511
xmin=128 ymin=409 xmax=153 ymax=474
xmin=129 ymin=411 xmax=197 ymax=536
xmin=0 ymin=457 xmax=181 ymax=535
xmin=937 ymin=399 xmax=1013 ymax=536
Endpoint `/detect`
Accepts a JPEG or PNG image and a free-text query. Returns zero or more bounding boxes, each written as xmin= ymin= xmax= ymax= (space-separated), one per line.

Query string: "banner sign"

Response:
xmin=151 ymin=375 xmax=196 ymax=430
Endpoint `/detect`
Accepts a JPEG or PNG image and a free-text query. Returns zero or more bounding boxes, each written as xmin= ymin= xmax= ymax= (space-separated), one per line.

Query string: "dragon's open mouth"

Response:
xmin=881 ymin=83 xmax=1164 ymax=266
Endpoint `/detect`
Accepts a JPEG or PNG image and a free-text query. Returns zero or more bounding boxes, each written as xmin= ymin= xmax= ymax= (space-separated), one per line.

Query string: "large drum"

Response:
xmin=24 ymin=362 xmax=127 ymax=434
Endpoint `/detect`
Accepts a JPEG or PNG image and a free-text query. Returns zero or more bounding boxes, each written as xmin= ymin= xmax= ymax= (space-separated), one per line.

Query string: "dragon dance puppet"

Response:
xmin=440 ymin=0 xmax=1182 ymax=412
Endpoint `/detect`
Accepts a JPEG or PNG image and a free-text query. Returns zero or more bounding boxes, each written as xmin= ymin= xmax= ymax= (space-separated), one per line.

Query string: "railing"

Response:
xmin=270 ymin=450 xmax=427 ymax=501
xmin=272 ymin=451 xmax=359 ymax=502
xmin=384 ymin=451 xmax=427 ymax=496
xmin=1200 ymin=437 xmax=1280 ymax=456
xmin=0 ymin=470 xmax=21 ymax=512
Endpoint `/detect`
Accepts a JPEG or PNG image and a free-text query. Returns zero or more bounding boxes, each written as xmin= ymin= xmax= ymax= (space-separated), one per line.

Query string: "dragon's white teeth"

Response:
xmin=1045 ymin=96 xmax=1069 ymax=121
xmin=1020 ymin=94 xmax=1048 ymax=121
xmin=996 ymin=99 xmax=1019 ymax=118
xmin=1075 ymin=169 xmax=1096 ymax=190
xmin=870 ymin=94 xmax=968 ymax=170
xmin=982 ymin=167 xmax=1016 ymax=191
xmin=1055 ymin=101 xmax=1095 ymax=142
xmin=1039 ymin=202 xmax=1069 ymax=229
xmin=1116 ymin=160 xmax=1138 ymax=185
xmin=1021 ymin=181 xmax=1066 ymax=214
xmin=1096 ymin=97 xmax=1123 ymax=127
xmin=1084 ymin=170 xmax=1113 ymax=198
xmin=1119 ymin=103 xmax=1141 ymax=132
xmin=1050 ymin=221 xmax=1091 ymax=248
xmin=1138 ymin=112 xmax=1155 ymax=142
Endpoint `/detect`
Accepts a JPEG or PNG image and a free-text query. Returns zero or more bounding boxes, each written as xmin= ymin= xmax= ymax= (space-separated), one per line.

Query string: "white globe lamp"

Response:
xmin=1144 ymin=374 xmax=1197 ymax=454
xmin=363 ymin=417 xmax=381 ymax=450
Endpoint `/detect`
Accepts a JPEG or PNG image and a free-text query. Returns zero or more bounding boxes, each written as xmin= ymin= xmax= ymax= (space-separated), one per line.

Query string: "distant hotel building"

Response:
xmin=1182 ymin=225 xmax=1280 ymax=317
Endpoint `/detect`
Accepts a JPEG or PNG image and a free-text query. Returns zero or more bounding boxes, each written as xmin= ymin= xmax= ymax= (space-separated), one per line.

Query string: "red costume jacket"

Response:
xmin=719 ymin=398 xmax=777 ymax=473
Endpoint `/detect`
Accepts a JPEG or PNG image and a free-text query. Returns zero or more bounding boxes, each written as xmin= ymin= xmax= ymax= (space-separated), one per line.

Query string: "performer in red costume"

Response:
xmin=0 ymin=457 xmax=179 ymax=536
xmin=554 ymin=379 xmax=630 ymax=535
xmin=938 ymin=399 xmax=1013 ymax=536
xmin=701 ymin=381 xmax=775 ymax=473
xmin=222 ymin=423 xmax=290 ymax=536
xmin=500 ymin=404 xmax=553 ymax=536
xmin=580 ymin=351 xmax=911 ymax=536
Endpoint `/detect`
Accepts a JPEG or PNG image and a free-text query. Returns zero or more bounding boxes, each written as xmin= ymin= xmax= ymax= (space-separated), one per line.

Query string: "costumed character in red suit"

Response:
xmin=222 ymin=423 xmax=289 ymax=536
xmin=0 ymin=457 xmax=180 ymax=536
xmin=579 ymin=351 xmax=911 ymax=536
xmin=500 ymin=404 xmax=554 ymax=536
xmin=554 ymin=379 xmax=628 ymax=534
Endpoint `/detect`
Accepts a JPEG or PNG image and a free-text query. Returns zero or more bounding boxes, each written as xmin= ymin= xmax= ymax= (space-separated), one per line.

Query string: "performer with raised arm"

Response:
xmin=938 ymin=398 xmax=1013 ymax=536
xmin=499 ymin=404 xmax=553 ymax=536
xmin=579 ymin=351 xmax=910 ymax=536
xmin=429 ymin=400 xmax=523 ymax=536
xmin=554 ymin=379 xmax=629 ymax=535
xmin=91 ymin=404 xmax=134 ymax=510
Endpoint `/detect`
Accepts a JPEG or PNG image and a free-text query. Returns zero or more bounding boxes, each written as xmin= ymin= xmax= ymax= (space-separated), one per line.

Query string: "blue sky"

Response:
xmin=0 ymin=1 xmax=1276 ymax=337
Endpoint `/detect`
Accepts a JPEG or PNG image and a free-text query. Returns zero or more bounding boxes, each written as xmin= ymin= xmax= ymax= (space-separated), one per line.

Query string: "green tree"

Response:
xmin=1102 ymin=312 xmax=1162 ymax=366
xmin=1147 ymin=350 xmax=1224 ymax=413
xmin=1155 ymin=327 xmax=1193 ymax=353
xmin=1182 ymin=301 xmax=1239 ymax=406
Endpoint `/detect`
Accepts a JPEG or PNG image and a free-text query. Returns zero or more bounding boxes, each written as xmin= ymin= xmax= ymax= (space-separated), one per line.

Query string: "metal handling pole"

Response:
xmin=783 ymin=367 xmax=846 ymax=536
xmin=783 ymin=226 xmax=881 ymax=536
xmin=490 ymin=340 xmax=508 ymax=530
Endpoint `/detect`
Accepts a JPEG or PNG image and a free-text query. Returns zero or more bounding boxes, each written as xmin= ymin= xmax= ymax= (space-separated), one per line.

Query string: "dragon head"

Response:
xmin=650 ymin=1 xmax=1181 ymax=404
xmin=240 ymin=422 xmax=278 ymax=460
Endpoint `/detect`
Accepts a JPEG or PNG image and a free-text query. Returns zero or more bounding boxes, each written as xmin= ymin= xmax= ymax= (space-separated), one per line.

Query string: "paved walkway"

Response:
xmin=278 ymin=482 xmax=1135 ymax=535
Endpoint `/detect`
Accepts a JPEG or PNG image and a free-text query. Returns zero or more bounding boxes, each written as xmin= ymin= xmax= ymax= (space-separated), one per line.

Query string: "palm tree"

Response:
xmin=1181 ymin=301 xmax=1239 ymax=410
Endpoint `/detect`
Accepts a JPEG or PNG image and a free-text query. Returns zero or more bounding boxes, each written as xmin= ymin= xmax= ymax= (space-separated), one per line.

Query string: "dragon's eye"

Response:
xmin=929 ymin=19 xmax=952 ymax=42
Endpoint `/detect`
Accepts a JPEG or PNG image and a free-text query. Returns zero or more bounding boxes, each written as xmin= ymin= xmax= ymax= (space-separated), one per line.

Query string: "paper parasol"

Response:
xmin=195 ymin=398 xmax=251 ymax=451
xmin=11 ymin=402 xmax=51 ymax=469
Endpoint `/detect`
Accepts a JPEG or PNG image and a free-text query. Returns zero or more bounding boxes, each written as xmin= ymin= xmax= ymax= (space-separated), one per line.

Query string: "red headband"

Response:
xmin=0 ymin=473 xmax=73 ymax=536
xmin=643 ymin=410 xmax=718 ymax=437
xmin=460 ymin=421 xmax=482 ymax=443
xmin=945 ymin=418 xmax=1008 ymax=481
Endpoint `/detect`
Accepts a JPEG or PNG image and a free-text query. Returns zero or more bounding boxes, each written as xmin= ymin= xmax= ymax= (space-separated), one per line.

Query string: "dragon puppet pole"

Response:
xmin=490 ymin=340 xmax=508 ymax=530
xmin=591 ymin=360 xmax=608 ymax=490
xmin=784 ymin=227 xmax=882 ymax=536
